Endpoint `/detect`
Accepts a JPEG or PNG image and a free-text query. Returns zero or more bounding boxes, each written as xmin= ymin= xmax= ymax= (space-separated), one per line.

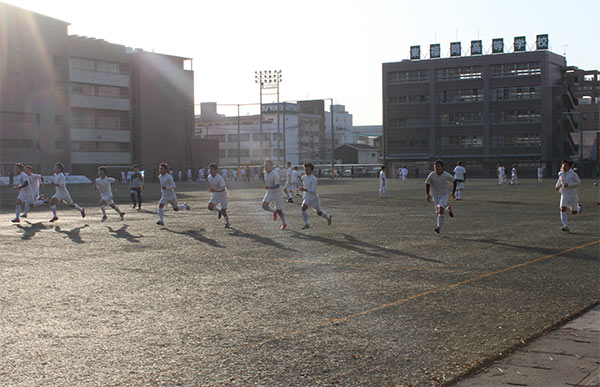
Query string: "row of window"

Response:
xmin=219 ymin=149 xmax=274 ymax=158
xmin=491 ymin=86 xmax=540 ymax=101
xmin=389 ymin=139 xmax=430 ymax=148
xmin=389 ymin=134 xmax=541 ymax=150
xmin=70 ymin=57 xmax=129 ymax=74
xmin=388 ymin=95 xmax=429 ymax=104
xmin=438 ymin=88 xmax=483 ymax=103
xmin=71 ymin=112 xmax=129 ymax=129
xmin=388 ymin=62 xmax=541 ymax=84
xmin=71 ymin=141 xmax=130 ymax=152
xmin=206 ymin=133 xmax=285 ymax=143
xmin=491 ymin=109 xmax=540 ymax=123
xmin=71 ymin=83 xmax=129 ymax=98
xmin=390 ymin=86 xmax=542 ymax=105
xmin=439 ymin=135 xmax=484 ymax=149
xmin=491 ymin=134 xmax=541 ymax=147
xmin=388 ymin=117 xmax=430 ymax=128
xmin=388 ymin=109 xmax=540 ymax=128
xmin=440 ymin=112 xmax=483 ymax=126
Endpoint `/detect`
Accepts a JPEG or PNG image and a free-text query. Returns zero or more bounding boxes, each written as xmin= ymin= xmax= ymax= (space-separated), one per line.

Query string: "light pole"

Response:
xmin=255 ymin=70 xmax=282 ymax=164
xmin=326 ymin=98 xmax=335 ymax=178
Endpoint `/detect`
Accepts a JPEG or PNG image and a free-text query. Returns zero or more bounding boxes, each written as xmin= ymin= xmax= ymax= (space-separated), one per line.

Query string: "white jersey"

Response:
xmin=159 ymin=173 xmax=176 ymax=194
xmin=556 ymin=169 xmax=580 ymax=196
xmin=16 ymin=172 xmax=34 ymax=198
xmin=95 ymin=177 xmax=115 ymax=197
xmin=208 ymin=173 xmax=226 ymax=192
xmin=291 ymin=170 xmax=299 ymax=184
xmin=453 ymin=166 xmax=466 ymax=181
xmin=511 ymin=168 xmax=517 ymax=177
xmin=53 ymin=172 xmax=69 ymax=196
xmin=302 ymin=174 xmax=319 ymax=201
xmin=537 ymin=167 xmax=543 ymax=177
xmin=286 ymin=167 xmax=293 ymax=184
xmin=264 ymin=169 xmax=280 ymax=189
xmin=402 ymin=168 xmax=408 ymax=178
xmin=425 ymin=171 xmax=454 ymax=198
xmin=29 ymin=173 xmax=42 ymax=193
xmin=379 ymin=170 xmax=387 ymax=186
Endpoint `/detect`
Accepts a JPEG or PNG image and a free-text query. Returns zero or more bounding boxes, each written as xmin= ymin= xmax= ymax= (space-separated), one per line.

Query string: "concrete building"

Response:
xmin=334 ymin=143 xmax=380 ymax=164
xmin=351 ymin=125 xmax=383 ymax=146
xmin=382 ymin=40 xmax=596 ymax=177
xmin=325 ymin=104 xmax=353 ymax=146
xmin=0 ymin=3 xmax=194 ymax=177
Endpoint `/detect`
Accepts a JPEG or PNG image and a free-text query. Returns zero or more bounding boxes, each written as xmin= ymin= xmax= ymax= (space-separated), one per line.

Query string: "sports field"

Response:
xmin=0 ymin=177 xmax=598 ymax=386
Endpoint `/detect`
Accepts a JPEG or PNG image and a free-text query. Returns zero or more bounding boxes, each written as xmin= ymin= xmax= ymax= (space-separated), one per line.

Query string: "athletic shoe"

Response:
xmin=273 ymin=212 xmax=277 ymax=221
xmin=280 ymin=224 xmax=287 ymax=230
xmin=434 ymin=227 xmax=440 ymax=234
xmin=156 ymin=220 xmax=164 ymax=226
xmin=287 ymin=198 xmax=293 ymax=203
xmin=224 ymin=223 xmax=231 ymax=228
xmin=327 ymin=215 xmax=332 ymax=226
xmin=49 ymin=217 xmax=59 ymax=222
xmin=137 ymin=206 xmax=142 ymax=210
xmin=11 ymin=218 xmax=20 ymax=223
xmin=447 ymin=206 xmax=454 ymax=218
xmin=217 ymin=209 xmax=222 ymax=219
xmin=132 ymin=204 xmax=137 ymax=209
xmin=101 ymin=215 xmax=108 ymax=222
xmin=561 ymin=226 xmax=570 ymax=232
xmin=184 ymin=203 xmax=190 ymax=211
xmin=301 ymin=224 xmax=310 ymax=230
xmin=21 ymin=213 xmax=27 ymax=218
xmin=120 ymin=212 xmax=125 ymax=220
xmin=81 ymin=208 xmax=86 ymax=218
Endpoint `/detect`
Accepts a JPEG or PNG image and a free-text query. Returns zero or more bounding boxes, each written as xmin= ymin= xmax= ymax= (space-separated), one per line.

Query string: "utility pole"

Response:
xmin=237 ymin=104 xmax=241 ymax=170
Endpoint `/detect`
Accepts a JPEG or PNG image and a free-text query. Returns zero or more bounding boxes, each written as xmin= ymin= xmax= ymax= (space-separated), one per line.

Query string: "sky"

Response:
xmin=4 ymin=0 xmax=599 ymax=125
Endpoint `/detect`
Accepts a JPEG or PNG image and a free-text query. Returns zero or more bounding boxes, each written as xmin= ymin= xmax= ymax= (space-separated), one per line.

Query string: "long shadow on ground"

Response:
xmin=15 ymin=221 xmax=52 ymax=240
xmin=227 ymin=227 xmax=297 ymax=252
xmin=107 ymin=225 xmax=143 ymax=243
xmin=54 ymin=224 xmax=89 ymax=244
xmin=161 ymin=227 xmax=224 ymax=248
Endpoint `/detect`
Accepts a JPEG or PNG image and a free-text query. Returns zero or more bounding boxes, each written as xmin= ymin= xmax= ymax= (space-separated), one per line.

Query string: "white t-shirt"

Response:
xmin=286 ymin=167 xmax=293 ymax=184
xmin=425 ymin=171 xmax=454 ymax=198
xmin=29 ymin=173 xmax=42 ymax=192
xmin=53 ymin=172 xmax=69 ymax=196
xmin=159 ymin=173 xmax=176 ymax=193
xmin=511 ymin=168 xmax=517 ymax=177
xmin=292 ymin=170 xmax=299 ymax=183
xmin=556 ymin=169 xmax=580 ymax=195
xmin=17 ymin=172 xmax=33 ymax=196
xmin=379 ymin=170 xmax=387 ymax=185
xmin=402 ymin=168 xmax=408 ymax=177
xmin=537 ymin=167 xmax=543 ymax=176
xmin=264 ymin=169 xmax=280 ymax=189
xmin=302 ymin=173 xmax=319 ymax=201
xmin=208 ymin=173 xmax=226 ymax=192
xmin=453 ymin=166 xmax=466 ymax=180
xmin=95 ymin=177 xmax=115 ymax=197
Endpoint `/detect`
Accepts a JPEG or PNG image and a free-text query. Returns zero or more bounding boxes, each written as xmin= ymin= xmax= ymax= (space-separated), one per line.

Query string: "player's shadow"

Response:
xmin=227 ymin=227 xmax=297 ymax=252
xmin=15 ymin=221 xmax=51 ymax=240
xmin=444 ymin=236 xmax=560 ymax=257
xmin=106 ymin=225 xmax=143 ymax=243
xmin=288 ymin=231 xmax=442 ymax=263
xmin=54 ymin=224 xmax=89 ymax=244
xmin=161 ymin=228 xmax=224 ymax=248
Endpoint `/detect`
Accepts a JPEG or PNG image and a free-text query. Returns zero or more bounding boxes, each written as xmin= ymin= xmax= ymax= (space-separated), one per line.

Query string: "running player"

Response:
xmin=283 ymin=161 xmax=294 ymax=203
xmin=453 ymin=161 xmax=467 ymax=200
xmin=379 ymin=165 xmax=387 ymax=198
xmin=300 ymin=163 xmax=332 ymax=229
xmin=510 ymin=165 xmax=518 ymax=185
xmin=21 ymin=165 xmax=48 ymax=219
xmin=129 ymin=164 xmax=144 ymax=209
xmin=93 ymin=166 xmax=124 ymax=222
xmin=292 ymin=166 xmax=300 ymax=196
xmin=11 ymin=163 xmax=34 ymax=223
xmin=207 ymin=163 xmax=230 ymax=228
xmin=425 ymin=160 xmax=457 ymax=234
xmin=262 ymin=159 xmax=287 ymax=230
xmin=555 ymin=160 xmax=582 ymax=232
xmin=497 ymin=164 xmax=506 ymax=184
xmin=48 ymin=162 xmax=85 ymax=222
xmin=537 ymin=165 xmax=544 ymax=182
xmin=157 ymin=162 xmax=190 ymax=225
xmin=401 ymin=166 xmax=408 ymax=183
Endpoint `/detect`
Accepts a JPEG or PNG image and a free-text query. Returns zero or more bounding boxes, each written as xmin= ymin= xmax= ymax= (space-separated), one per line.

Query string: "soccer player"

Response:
xmin=207 ymin=163 xmax=230 ymax=228
xmin=283 ymin=161 xmax=294 ymax=203
xmin=299 ymin=163 xmax=332 ymax=229
xmin=198 ymin=167 xmax=205 ymax=182
xmin=425 ymin=160 xmax=457 ymax=234
xmin=379 ymin=165 xmax=387 ymax=198
xmin=262 ymin=159 xmax=287 ymax=230
xmin=93 ymin=166 xmax=125 ymax=222
xmin=157 ymin=162 xmax=190 ymax=225
xmin=453 ymin=161 xmax=467 ymax=200
xmin=11 ymin=163 xmax=34 ymax=223
xmin=555 ymin=160 xmax=582 ymax=232
xmin=401 ymin=166 xmax=408 ymax=183
xmin=48 ymin=162 xmax=85 ymax=222
xmin=537 ymin=165 xmax=544 ymax=182
xmin=187 ymin=168 xmax=192 ymax=182
xmin=129 ymin=164 xmax=144 ymax=209
xmin=510 ymin=165 xmax=519 ymax=185
xmin=20 ymin=165 xmax=45 ymax=219
xmin=497 ymin=164 xmax=506 ymax=184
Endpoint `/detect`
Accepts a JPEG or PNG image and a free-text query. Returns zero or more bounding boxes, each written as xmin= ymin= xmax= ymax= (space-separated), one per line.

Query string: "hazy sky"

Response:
xmin=4 ymin=0 xmax=599 ymax=125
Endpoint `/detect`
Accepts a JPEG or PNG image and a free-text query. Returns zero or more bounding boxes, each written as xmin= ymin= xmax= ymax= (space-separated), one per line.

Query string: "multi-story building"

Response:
xmin=325 ymin=104 xmax=353 ymax=146
xmin=0 ymin=3 xmax=194 ymax=177
xmin=382 ymin=40 xmax=596 ymax=177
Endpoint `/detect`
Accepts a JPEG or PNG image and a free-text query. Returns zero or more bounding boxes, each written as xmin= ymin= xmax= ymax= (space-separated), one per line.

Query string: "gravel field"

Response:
xmin=0 ymin=177 xmax=598 ymax=386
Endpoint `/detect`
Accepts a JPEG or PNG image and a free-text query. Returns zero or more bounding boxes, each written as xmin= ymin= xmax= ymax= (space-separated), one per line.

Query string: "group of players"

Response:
xmin=9 ymin=157 xmax=583 ymax=233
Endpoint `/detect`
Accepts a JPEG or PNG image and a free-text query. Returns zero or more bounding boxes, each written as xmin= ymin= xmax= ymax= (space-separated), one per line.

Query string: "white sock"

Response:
xmin=15 ymin=205 xmax=21 ymax=219
xmin=177 ymin=205 xmax=186 ymax=211
xmin=560 ymin=212 xmax=568 ymax=227
xmin=224 ymin=214 xmax=230 ymax=224
xmin=100 ymin=205 xmax=106 ymax=216
xmin=456 ymin=190 xmax=462 ymax=200
xmin=437 ymin=214 xmax=445 ymax=229
xmin=159 ymin=207 xmax=164 ymax=222
xmin=112 ymin=205 xmax=121 ymax=214
xmin=34 ymin=200 xmax=45 ymax=207
xmin=576 ymin=205 xmax=582 ymax=214
xmin=263 ymin=204 xmax=275 ymax=214
xmin=74 ymin=203 xmax=82 ymax=211
xmin=279 ymin=212 xmax=286 ymax=224
xmin=51 ymin=205 xmax=57 ymax=218
xmin=302 ymin=210 xmax=309 ymax=224
xmin=23 ymin=202 xmax=30 ymax=215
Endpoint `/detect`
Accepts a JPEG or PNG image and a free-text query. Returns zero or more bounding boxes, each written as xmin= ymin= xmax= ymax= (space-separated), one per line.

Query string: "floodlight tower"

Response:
xmin=255 ymin=70 xmax=283 ymax=164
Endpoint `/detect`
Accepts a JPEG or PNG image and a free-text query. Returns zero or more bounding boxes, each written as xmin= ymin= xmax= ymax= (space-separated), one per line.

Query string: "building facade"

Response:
xmin=0 ymin=3 xmax=194 ymax=177
xmin=382 ymin=46 xmax=589 ymax=177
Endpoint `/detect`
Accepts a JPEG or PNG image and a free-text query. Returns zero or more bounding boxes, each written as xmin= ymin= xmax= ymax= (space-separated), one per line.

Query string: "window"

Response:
xmin=491 ymin=86 xmax=540 ymax=101
xmin=71 ymin=141 xmax=128 ymax=152
xmin=437 ymin=89 xmax=483 ymax=103
xmin=71 ymin=113 xmax=95 ymax=128
xmin=0 ymin=138 xmax=33 ymax=148
xmin=96 ymin=61 xmax=120 ymax=73
xmin=388 ymin=70 xmax=429 ymax=83
xmin=252 ymin=133 xmax=270 ymax=142
xmin=389 ymin=95 xmax=429 ymax=104
xmin=439 ymin=136 xmax=483 ymax=149
xmin=219 ymin=149 xmax=226 ymax=158
xmin=206 ymin=134 xmax=226 ymax=143
xmin=228 ymin=149 xmax=238 ymax=157
xmin=439 ymin=112 xmax=483 ymax=126
xmin=70 ymin=57 xmax=95 ymax=71
xmin=490 ymin=62 xmax=541 ymax=78
xmin=388 ymin=117 xmax=429 ymax=128
xmin=491 ymin=110 xmax=540 ymax=123
xmin=491 ymin=134 xmax=541 ymax=148
xmin=97 ymin=116 xmax=122 ymax=128
xmin=437 ymin=66 xmax=482 ymax=81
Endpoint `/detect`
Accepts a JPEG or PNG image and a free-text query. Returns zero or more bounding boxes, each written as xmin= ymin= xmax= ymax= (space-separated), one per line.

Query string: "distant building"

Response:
xmin=382 ymin=41 xmax=598 ymax=177
xmin=0 ymin=3 xmax=194 ymax=176
xmin=334 ymin=143 xmax=380 ymax=164
xmin=351 ymin=125 xmax=383 ymax=146
xmin=325 ymin=105 xmax=353 ymax=146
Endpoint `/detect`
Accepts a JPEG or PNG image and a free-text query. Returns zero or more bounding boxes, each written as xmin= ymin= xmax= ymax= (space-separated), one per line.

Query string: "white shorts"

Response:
xmin=159 ymin=192 xmax=178 ymax=207
xmin=302 ymin=196 xmax=322 ymax=212
xmin=560 ymin=194 xmax=579 ymax=210
xmin=100 ymin=194 xmax=114 ymax=205
xmin=17 ymin=191 xmax=34 ymax=204
xmin=433 ymin=194 xmax=448 ymax=211
xmin=52 ymin=191 xmax=73 ymax=205
xmin=456 ymin=182 xmax=465 ymax=190
xmin=210 ymin=191 xmax=228 ymax=209
xmin=263 ymin=189 xmax=284 ymax=211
